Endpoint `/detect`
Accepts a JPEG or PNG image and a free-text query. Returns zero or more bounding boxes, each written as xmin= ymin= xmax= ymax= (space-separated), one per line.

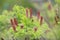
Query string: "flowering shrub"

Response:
xmin=0 ymin=2 xmax=60 ymax=40
xmin=0 ymin=5 xmax=49 ymax=40
xmin=9 ymin=5 xmax=49 ymax=40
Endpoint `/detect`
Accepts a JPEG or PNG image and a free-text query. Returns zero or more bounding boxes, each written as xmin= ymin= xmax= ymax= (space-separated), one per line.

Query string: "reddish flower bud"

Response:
xmin=34 ymin=27 xmax=37 ymax=32
xmin=30 ymin=8 xmax=32 ymax=18
xmin=40 ymin=16 xmax=43 ymax=25
xmin=26 ymin=8 xmax=28 ymax=17
xmin=48 ymin=4 xmax=52 ymax=10
xmin=37 ymin=11 xmax=40 ymax=20
xmin=10 ymin=19 xmax=17 ymax=32
xmin=14 ymin=18 xmax=18 ymax=26
xmin=20 ymin=24 xmax=24 ymax=29
xmin=12 ymin=25 xmax=17 ymax=32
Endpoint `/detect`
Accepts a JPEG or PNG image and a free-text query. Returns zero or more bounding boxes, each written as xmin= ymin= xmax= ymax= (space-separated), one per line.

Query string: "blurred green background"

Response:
xmin=0 ymin=0 xmax=56 ymax=14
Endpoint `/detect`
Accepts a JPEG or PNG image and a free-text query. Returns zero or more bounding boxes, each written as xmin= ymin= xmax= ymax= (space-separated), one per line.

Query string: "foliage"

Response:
xmin=0 ymin=0 xmax=60 ymax=39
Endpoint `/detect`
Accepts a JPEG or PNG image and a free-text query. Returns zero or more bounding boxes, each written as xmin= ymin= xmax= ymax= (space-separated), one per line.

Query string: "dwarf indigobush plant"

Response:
xmin=8 ymin=5 xmax=49 ymax=40
xmin=0 ymin=5 xmax=53 ymax=40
